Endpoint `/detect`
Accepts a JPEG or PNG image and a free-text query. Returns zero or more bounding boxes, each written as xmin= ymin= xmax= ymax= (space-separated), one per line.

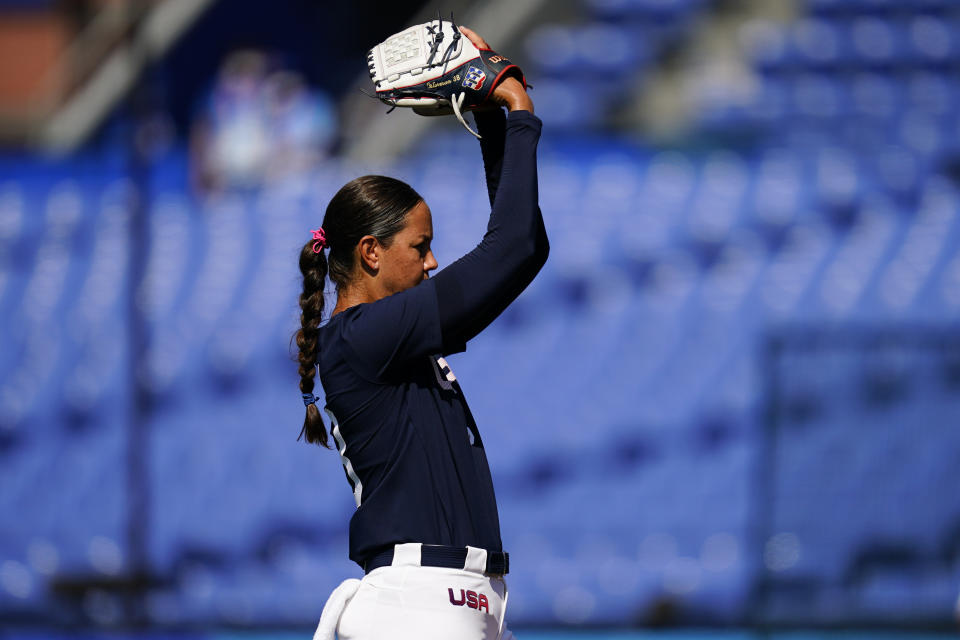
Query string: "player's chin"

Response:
xmin=397 ymin=275 xmax=427 ymax=293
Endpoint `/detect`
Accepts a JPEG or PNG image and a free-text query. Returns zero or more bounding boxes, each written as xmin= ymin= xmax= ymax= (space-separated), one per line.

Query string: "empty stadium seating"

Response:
xmin=2 ymin=0 xmax=960 ymax=629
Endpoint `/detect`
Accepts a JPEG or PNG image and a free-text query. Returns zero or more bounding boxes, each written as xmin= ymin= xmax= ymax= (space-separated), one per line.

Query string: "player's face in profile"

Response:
xmin=380 ymin=200 xmax=438 ymax=295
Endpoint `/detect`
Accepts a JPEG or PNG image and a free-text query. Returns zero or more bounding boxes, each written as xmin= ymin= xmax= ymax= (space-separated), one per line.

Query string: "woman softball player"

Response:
xmin=293 ymin=27 xmax=546 ymax=640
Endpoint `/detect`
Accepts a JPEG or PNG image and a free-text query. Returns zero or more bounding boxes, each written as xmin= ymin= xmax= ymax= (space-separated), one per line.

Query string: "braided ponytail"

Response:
xmin=295 ymin=240 xmax=329 ymax=447
xmin=294 ymin=175 xmax=423 ymax=446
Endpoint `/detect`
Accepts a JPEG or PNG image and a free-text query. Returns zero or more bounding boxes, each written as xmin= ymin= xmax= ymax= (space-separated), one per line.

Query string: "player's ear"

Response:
xmin=357 ymin=235 xmax=380 ymax=273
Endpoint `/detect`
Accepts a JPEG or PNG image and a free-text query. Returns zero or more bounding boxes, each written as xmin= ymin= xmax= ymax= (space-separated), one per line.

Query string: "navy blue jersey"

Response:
xmin=316 ymin=110 xmax=547 ymax=568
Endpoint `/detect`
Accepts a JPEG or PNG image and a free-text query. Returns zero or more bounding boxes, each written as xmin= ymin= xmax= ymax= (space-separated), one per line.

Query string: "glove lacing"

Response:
xmin=426 ymin=11 xmax=461 ymax=73
xmin=451 ymin=92 xmax=482 ymax=139
xmin=423 ymin=12 xmax=483 ymax=139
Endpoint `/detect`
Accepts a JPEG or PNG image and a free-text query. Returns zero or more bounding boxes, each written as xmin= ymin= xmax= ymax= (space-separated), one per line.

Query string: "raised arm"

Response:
xmin=468 ymin=27 xmax=533 ymax=206
xmin=475 ymin=109 xmax=506 ymax=207
xmin=334 ymin=29 xmax=547 ymax=377
xmin=431 ymin=67 xmax=548 ymax=350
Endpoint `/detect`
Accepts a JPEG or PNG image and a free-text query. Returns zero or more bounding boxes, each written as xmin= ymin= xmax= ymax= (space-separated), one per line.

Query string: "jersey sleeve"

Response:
xmin=432 ymin=110 xmax=549 ymax=347
xmin=337 ymin=278 xmax=447 ymax=381
xmin=474 ymin=109 xmax=507 ymax=207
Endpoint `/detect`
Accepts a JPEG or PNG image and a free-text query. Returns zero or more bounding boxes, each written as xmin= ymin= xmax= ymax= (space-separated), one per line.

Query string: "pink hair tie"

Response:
xmin=311 ymin=228 xmax=327 ymax=253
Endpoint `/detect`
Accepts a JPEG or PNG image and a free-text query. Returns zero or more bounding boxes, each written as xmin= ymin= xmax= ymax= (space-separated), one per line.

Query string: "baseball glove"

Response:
xmin=367 ymin=14 xmax=526 ymax=139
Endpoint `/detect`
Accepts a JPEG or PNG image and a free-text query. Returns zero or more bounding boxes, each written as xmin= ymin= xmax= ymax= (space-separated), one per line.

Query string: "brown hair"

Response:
xmin=295 ymin=175 xmax=423 ymax=446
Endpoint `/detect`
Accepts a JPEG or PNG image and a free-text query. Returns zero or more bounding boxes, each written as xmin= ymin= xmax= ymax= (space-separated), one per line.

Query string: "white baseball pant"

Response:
xmin=313 ymin=543 xmax=515 ymax=640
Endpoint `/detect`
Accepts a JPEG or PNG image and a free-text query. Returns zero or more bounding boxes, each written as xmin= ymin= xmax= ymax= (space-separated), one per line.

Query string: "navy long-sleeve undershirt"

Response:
xmin=433 ymin=109 xmax=549 ymax=349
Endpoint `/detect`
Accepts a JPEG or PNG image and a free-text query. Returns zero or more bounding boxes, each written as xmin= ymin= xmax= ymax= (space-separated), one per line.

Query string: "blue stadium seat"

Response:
xmin=787 ymin=73 xmax=845 ymax=123
xmin=905 ymin=14 xmax=959 ymax=68
xmin=789 ymin=18 xmax=846 ymax=70
xmin=848 ymin=72 xmax=901 ymax=120
xmin=847 ymin=17 xmax=904 ymax=69
xmin=905 ymin=71 xmax=957 ymax=117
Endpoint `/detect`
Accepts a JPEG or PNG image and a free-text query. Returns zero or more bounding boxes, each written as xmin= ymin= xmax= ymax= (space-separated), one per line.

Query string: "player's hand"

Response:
xmin=489 ymin=78 xmax=533 ymax=113
xmin=459 ymin=25 xmax=490 ymax=50
xmin=459 ymin=26 xmax=534 ymax=114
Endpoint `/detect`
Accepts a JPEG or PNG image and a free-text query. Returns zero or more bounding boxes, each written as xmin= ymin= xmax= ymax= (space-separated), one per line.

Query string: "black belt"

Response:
xmin=364 ymin=544 xmax=509 ymax=575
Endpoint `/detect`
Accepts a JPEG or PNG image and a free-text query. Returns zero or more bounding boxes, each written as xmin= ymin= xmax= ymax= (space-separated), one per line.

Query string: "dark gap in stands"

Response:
xmin=940 ymin=154 xmax=960 ymax=186
xmin=62 ymin=405 xmax=99 ymax=433
xmin=610 ymin=432 xmax=658 ymax=470
xmin=0 ymin=428 xmax=22 ymax=453
xmin=860 ymin=367 xmax=911 ymax=408
xmin=625 ymin=258 xmax=654 ymax=289
xmin=824 ymin=200 xmax=859 ymax=231
xmin=141 ymin=386 xmax=182 ymax=416
xmin=49 ymin=570 xmax=166 ymax=626
xmin=207 ymin=360 xmax=250 ymax=396
xmin=690 ymin=239 xmax=724 ymax=270
xmin=506 ymin=456 xmax=572 ymax=494
xmin=495 ymin=301 xmax=529 ymax=330
xmin=843 ymin=540 xmax=926 ymax=588
xmin=782 ymin=390 xmax=822 ymax=427
xmin=940 ymin=348 xmax=960 ymax=390
xmin=757 ymin=223 xmax=790 ymax=254
xmin=940 ymin=516 xmax=960 ymax=566
xmin=693 ymin=416 xmax=737 ymax=452
xmin=556 ymin=276 xmax=590 ymax=309
xmin=632 ymin=594 xmax=680 ymax=629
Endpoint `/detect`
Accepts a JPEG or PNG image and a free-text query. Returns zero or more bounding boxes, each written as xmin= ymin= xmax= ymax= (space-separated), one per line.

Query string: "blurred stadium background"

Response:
xmin=1 ymin=0 xmax=959 ymax=637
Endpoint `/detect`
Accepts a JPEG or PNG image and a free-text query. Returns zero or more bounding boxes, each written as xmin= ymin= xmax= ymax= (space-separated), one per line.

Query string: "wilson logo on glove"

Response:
xmin=366 ymin=12 xmax=527 ymax=139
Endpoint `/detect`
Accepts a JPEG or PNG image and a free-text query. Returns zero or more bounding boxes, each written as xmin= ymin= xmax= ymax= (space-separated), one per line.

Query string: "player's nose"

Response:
xmin=424 ymin=250 xmax=438 ymax=273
